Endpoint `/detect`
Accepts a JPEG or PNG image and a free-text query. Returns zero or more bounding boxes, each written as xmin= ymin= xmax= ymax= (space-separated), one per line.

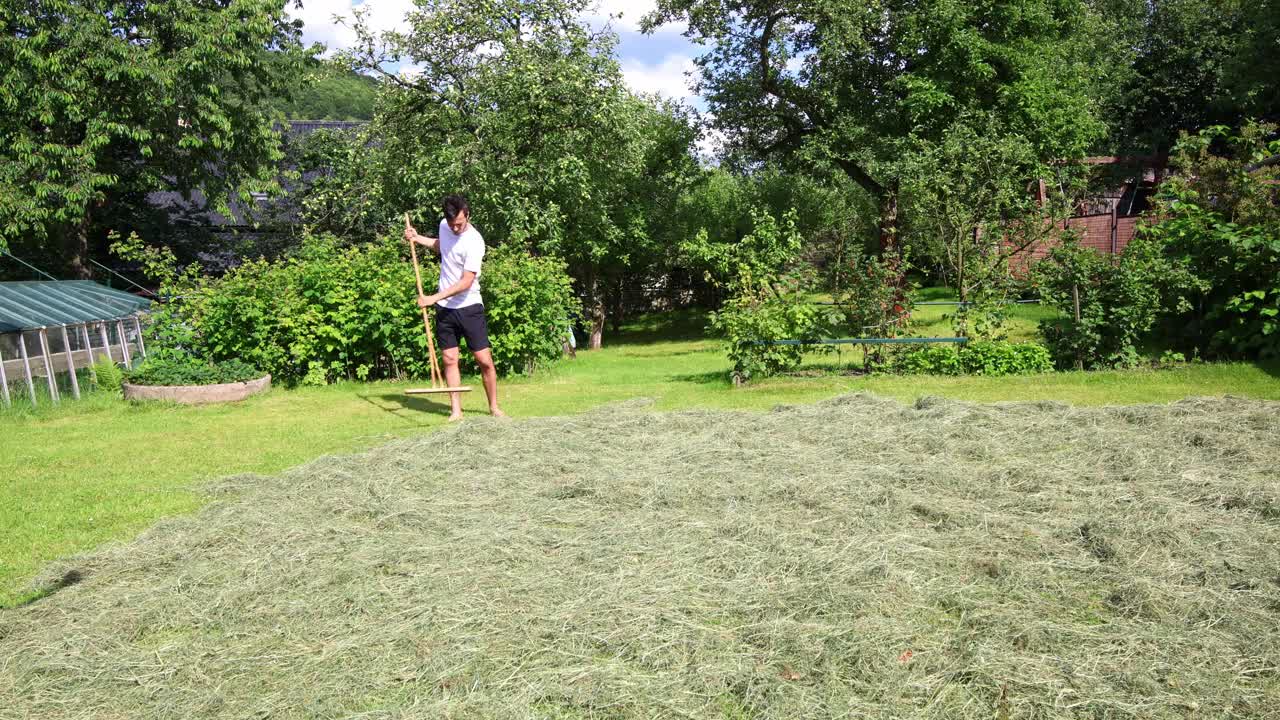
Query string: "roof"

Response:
xmin=146 ymin=120 xmax=368 ymax=230
xmin=0 ymin=281 xmax=152 ymax=333
xmin=283 ymin=120 xmax=367 ymax=134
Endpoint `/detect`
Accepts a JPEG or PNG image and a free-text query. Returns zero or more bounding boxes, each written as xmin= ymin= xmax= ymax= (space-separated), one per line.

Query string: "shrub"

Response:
xmin=1138 ymin=123 xmax=1280 ymax=359
xmin=91 ymin=355 xmax=124 ymax=393
xmin=712 ymin=269 xmax=835 ymax=382
xmin=958 ymin=341 xmax=1053 ymax=375
xmin=113 ymin=232 xmax=580 ymax=384
xmin=836 ymin=249 xmax=913 ymax=338
xmin=1032 ymin=236 xmax=1173 ymax=370
xmin=473 ymin=244 xmax=580 ymax=375
xmin=894 ymin=341 xmax=1052 ymax=376
xmin=894 ymin=345 xmax=965 ymax=375
xmin=125 ymin=358 xmax=262 ymax=387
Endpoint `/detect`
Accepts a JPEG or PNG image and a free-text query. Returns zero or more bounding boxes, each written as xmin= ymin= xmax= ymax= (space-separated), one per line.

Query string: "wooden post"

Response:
xmin=1110 ymin=203 xmax=1118 ymax=258
xmin=133 ymin=315 xmax=147 ymax=358
xmin=60 ymin=325 xmax=80 ymax=400
xmin=98 ymin=323 xmax=113 ymax=363
xmin=0 ymin=341 xmax=10 ymax=406
xmin=17 ymin=332 xmax=37 ymax=406
xmin=38 ymin=328 xmax=59 ymax=404
xmin=116 ymin=320 xmax=132 ymax=368
xmin=80 ymin=324 xmax=96 ymax=382
xmin=1072 ymin=284 xmax=1083 ymax=371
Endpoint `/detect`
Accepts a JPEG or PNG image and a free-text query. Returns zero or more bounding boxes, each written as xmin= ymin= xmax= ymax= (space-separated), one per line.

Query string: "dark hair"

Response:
xmin=443 ymin=194 xmax=470 ymax=221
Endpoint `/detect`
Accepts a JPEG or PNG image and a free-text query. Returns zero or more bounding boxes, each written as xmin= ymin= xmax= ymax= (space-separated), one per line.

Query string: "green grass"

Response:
xmin=907 ymin=296 xmax=1058 ymax=342
xmin=3 ymin=306 xmax=1280 ymax=607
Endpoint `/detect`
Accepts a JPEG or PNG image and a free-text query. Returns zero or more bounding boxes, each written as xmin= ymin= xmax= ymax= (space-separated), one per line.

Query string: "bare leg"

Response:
xmin=473 ymin=348 xmax=504 ymax=417
xmin=442 ymin=347 xmax=464 ymax=421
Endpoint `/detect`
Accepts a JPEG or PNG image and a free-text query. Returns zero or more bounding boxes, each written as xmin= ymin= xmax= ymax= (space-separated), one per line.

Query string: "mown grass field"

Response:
xmin=2 ymin=393 xmax=1277 ymax=717
xmin=2 ymin=307 xmax=1280 ymax=608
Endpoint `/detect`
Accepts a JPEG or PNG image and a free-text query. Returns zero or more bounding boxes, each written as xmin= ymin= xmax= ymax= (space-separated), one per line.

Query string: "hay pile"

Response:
xmin=2 ymin=394 xmax=1278 ymax=718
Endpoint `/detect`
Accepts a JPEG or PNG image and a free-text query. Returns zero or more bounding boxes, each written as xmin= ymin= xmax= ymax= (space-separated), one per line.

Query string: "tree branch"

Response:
xmin=1245 ymin=154 xmax=1280 ymax=173
xmin=833 ymin=155 xmax=886 ymax=199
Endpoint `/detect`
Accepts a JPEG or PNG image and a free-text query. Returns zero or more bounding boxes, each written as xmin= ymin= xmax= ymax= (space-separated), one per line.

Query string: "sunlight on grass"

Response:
xmin=3 ymin=303 xmax=1279 ymax=606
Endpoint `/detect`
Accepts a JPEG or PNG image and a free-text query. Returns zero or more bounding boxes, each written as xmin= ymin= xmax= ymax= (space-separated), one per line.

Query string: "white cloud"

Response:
xmin=695 ymin=113 xmax=726 ymax=164
xmin=295 ymin=0 xmax=686 ymax=54
xmin=291 ymin=0 xmax=416 ymax=52
xmin=620 ymin=54 xmax=697 ymax=102
xmin=585 ymin=0 xmax=686 ymax=34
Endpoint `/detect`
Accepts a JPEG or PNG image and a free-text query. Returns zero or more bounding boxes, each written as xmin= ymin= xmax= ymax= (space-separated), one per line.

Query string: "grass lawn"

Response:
xmin=3 ymin=307 xmax=1280 ymax=607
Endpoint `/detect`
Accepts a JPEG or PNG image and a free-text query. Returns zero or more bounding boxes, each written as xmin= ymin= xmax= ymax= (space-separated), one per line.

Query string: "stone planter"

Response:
xmin=123 ymin=374 xmax=271 ymax=405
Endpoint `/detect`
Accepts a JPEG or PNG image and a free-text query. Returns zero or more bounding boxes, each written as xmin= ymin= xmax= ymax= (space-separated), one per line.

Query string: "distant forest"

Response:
xmin=272 ymin=65 xmax=378 ymax=121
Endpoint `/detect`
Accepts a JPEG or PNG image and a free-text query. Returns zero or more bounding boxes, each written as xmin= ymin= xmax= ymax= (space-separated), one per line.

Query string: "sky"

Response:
xmin=289 ymin=0 xmax=706 ymax=107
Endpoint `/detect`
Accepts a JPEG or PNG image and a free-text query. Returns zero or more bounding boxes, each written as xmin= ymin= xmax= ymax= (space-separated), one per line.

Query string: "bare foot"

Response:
xmin=490 ymin=408 xmax=508 ymax=419
xmin=447 ymin=412 xmax=464 ymax=423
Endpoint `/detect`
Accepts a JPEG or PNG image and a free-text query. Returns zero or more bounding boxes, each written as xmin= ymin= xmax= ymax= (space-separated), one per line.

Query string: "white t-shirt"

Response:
xmin=436 ymin=218 xmax=485 ymax=309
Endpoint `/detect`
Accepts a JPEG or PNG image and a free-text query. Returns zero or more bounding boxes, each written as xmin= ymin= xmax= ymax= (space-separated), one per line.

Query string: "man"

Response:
xmin=405 ymin=195 xmax=505 ymax=421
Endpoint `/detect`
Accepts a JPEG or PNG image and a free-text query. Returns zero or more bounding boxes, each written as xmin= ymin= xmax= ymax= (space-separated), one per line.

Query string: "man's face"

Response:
xmin=448 ymin=210 xmax=469 ymax=235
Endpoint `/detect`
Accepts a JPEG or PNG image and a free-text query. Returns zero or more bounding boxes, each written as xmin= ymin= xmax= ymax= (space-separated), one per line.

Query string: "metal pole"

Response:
xmin=1072 ymin=284 xmax=1083 ymax=371
xmin=0 ymin=341 xmax=10 ymax=406
xmin=38 ymin=328 xmax=59 ymax=404
xmin=17 ymin=332 xmax=36 ymax=406
xmin=133 ymin=315 xmax=147 ymax=358
xmin=98 ymin=323 xmax=113 ymax=363
xmin=60 ymin=325 xmax=80 ymax=400
xmin=115 ymin=319 xmax=132 ymax=368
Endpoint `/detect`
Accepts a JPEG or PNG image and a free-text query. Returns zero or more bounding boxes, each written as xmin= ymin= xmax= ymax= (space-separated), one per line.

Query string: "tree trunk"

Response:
xmin=833 ymin=157 xmax=896 ymax=255
xmin=609 ymin=276 xmax=624 ymax=334
xmin=62 ymin=213 xmax=94 ymax=280
xmin=877 ymin=186 xmax=899 ymax=254
xmin=583 ymin=271 xmax=606 ymax=350
xmin=589 ymin=303 xmax=605 ymax=350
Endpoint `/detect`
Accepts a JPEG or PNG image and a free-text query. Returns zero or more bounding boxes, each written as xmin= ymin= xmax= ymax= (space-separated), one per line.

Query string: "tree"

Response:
xmin=342 ymin=0 xmax=700 ymax=348
xmin=1223 ymin=0 xmax=1279 ymax=122
xmin=644 ymin=0 xmax=1105 ymax=250
xmin=899 ymin=117 xmax=1082 ymax=337
xmin=1098 ymin=0 xmax=1246 ymax=154
xmin=670 ymin=168 xmax=871 ymax=303
xmin=1090 ymin=0 xmax=1278 ymax=155
xmin=0 ymin=0 xmax=313 ymax=275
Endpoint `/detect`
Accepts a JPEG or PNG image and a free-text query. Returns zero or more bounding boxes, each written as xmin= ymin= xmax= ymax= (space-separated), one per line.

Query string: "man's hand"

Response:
xmin=417 ymin=293 xmax=438 ymax=309
xmin=404 ymin=222 xmax=418 ymax=243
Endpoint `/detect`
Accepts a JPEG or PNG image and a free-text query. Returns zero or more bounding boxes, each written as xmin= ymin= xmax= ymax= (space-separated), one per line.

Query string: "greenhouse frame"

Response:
xmin=0 ymin=281 xmax=151 ymax=406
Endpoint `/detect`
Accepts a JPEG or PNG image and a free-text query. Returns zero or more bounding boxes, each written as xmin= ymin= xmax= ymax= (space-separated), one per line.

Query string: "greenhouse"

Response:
xmin=0 ymin=281 xmax=151 ymax=406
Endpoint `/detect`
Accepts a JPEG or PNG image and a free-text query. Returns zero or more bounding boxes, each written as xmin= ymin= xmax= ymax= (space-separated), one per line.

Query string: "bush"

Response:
xmin=1138 ymin=124 xmax=1280 ymax=359
xmin=894 ymin=345 xmax=965 ymax=375
xmin=475 ymin=244 xmax=580 ymax=375
xmin=836 ymin=249 xmax=913 ymax=338
xmin=894 ymin=341 xmax=1053 ymax=376
xmin=113 ymin=233 xmax=580 ymax=385
xmin=958 ymin=341 xmax=1054 ymax=375
xmin=1032 ymin=236 xmax=1172 ymax=370
xmin=125 ymin=358 xmax=262 ymax=387
xmin=712 ymin=270 xmax=834 ymax=382
xmin=91 ymin=355 xmax=124 ymax=393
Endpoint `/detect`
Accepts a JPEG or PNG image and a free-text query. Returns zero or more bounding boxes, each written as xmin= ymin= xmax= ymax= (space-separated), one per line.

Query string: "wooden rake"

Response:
xmin=404 ymin=212 xmax=472 ymax=396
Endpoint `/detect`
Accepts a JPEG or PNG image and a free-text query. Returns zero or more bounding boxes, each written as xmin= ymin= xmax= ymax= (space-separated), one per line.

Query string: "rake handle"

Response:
xmin=407 ymin=213 xmax=443 ymax=389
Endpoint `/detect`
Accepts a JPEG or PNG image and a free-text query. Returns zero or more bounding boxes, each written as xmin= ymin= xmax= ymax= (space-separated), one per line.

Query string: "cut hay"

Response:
xmin=2 ymin=394 xmax=1279 ymax=718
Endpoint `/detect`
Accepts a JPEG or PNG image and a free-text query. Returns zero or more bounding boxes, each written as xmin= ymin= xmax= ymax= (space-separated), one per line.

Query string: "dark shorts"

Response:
xmin=435 ymin=303 xmax=490 ymax=352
